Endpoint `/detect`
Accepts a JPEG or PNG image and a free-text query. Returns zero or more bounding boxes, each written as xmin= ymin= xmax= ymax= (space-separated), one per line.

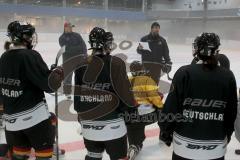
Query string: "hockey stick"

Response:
xmin=166 ymin=72 xmax=173 ymax=81
xmin=48 ymin=45 xmax=65 ymax=96
xmin=54 ymin=46 xmax=65 ymax=160
xmin=55 ymin=46 xmax=66 ymax=66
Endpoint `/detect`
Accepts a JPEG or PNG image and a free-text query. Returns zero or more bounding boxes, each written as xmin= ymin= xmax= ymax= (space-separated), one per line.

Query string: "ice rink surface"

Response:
xmin=0 ymin=36 xmax=240 ymax=159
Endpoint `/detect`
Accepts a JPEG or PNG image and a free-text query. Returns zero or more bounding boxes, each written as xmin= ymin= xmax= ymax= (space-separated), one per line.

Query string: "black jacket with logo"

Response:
xmin=137 ymin=33 xmax=171 ymax=63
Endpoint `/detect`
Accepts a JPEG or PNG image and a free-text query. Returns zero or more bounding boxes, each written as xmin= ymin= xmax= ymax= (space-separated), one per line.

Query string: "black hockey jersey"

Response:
xmin=160 ymin=63 xmax=237 ymax=159
xmin=74 ymin=54 xmax=135 ymax=141
xmin=0 ymin=48 xmax=55 ymax=131
xmin=74 ymin=54 xmax=135 ymax=121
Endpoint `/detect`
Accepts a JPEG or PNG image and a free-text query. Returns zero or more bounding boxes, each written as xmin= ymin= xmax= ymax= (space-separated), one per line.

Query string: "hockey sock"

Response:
xmin=12 ymin=154 xmax=29 ymax=160
xmin=35 ymin=157 xmax=51 ymax=160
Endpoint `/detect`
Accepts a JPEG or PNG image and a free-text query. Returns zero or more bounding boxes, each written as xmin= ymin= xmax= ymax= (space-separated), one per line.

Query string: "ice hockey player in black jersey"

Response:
xmin=0 ymin=21 xmax=64 ymax=160
xmin=74 ymin=27 xmax=136 ymax=160
xmin=159 ymin=33 xmax=238 ymax=160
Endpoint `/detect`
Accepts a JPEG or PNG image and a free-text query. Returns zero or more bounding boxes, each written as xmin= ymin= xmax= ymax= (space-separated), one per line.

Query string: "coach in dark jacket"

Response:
xmin=137 ymin=22 xmax=172 ymax=84
xmin=59 ymin=22 xmax=87 ymax=98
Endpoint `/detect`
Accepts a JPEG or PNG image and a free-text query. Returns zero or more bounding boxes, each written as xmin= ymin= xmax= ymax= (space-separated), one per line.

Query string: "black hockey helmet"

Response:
xmin=89 ymin=27 xmax=106 ymax=50
xmin=7 ymin=21 xmax=37 ymax=49
xmin=193 ymin=32 xmax=220 ymax=59
xmin=89 ymin=27 xmax=114 ymax=51
xmin=103 ymin=31 xmax=114 ymax=52
xmin=130 ymin=61 xmax=145 ymax=76
xmin=104 ymin=32 xmax=114 ymax=43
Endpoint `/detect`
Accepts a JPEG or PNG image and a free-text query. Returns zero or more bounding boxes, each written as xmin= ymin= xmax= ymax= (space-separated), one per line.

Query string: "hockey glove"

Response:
xmin=52 ymin=66 xmax=64 ymax=80
xmin=162 ymin=62 xmax=172 ymax=74
xmin=50 ymin=64 xmax=57 ymax=71
xmin=49 ymin=66 xmax=64 ymax=91
xmin=137 ymin=43 xmax=143 ymax=50
xmin=159 ymin=131 xmax=173 ymax=147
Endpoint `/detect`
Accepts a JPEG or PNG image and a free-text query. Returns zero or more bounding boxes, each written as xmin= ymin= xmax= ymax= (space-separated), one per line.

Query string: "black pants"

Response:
xmin=5 ymin=119 xmax=55 ymax=158
xmin=126 ymin=123 xmax=145 ymax=149
xmin=84 ymin=135 xmax=128 ymax=160
xmin=0 ymin=144 xmax=9 ymax=157
xmin=143 ymin=62 xmax=162 ymax=85
xmin=172 ymin=152 xmax=225 ymax=160
xmin=126 ymin=110 xmax=160 ymax=149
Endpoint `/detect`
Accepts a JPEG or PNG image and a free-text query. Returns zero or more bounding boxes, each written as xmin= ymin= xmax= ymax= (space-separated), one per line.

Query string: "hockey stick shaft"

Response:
xmin=55 ymin=92 xmax=59 ymax=160
xmin=167 ymin=73 xmax=173 ymax=81
xmin=55 ymin=46 xmax=65 ymax=65
xmin=54 ymin=46 xmax=65 ymax=160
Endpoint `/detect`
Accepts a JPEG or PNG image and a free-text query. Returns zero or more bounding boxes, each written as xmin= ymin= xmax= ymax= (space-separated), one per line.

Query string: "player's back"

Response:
xmin=0 ymin=48 xmax=50 ymax=115
xmin=173 ymin=63 xmax=236 ymax=140
xmin=74 ymin=54 xmax=135 ymax=121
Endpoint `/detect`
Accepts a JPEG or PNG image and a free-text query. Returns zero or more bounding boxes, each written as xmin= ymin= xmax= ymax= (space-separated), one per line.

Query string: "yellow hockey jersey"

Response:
xmin=129 ymin=75 xmax=163 ymax=109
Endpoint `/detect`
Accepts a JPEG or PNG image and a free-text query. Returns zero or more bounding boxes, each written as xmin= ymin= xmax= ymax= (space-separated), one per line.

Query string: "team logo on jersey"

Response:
xmin=23 ymin=116 xmax=32 ymax=121
xmin=186 ymin=144 xmax=218 ymax=150
xmin=174 ymin=139 xmax=182 ymax=145
xmin=111 ymin=125 xmax=120 ymax=129
xmin=5 ymin=118 xmax=17 ymax=124
xmin=82 ymin=124 xmax=105 ymax=130
xmin=183 ymin=98 xmax=226 ymax=108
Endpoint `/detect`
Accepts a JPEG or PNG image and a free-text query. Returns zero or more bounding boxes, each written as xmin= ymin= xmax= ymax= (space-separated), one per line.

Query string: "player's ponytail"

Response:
xmin=4 ymin=41 xmax=11 ymax=51
xmin=202 ymin=55 xmax=218 ymax=70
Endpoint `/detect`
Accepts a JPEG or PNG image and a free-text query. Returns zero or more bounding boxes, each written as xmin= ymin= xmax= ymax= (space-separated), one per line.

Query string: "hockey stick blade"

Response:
xmin=167 ymin=73 xmax=173 ymax=81
xmin=55 ymin=46 xmax=66 ymax=65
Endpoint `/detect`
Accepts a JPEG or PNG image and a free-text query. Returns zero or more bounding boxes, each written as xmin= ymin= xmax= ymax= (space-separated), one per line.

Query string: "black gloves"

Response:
xmin=159 ymin=131 xmax=173 ymax=147
xmin=50 ymin=64 xmax=57 ymax=71
xmin=49 ymin=64 xmax=64 ymax=91
xmin=162 ymin=61 xmax=172 ymax=74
